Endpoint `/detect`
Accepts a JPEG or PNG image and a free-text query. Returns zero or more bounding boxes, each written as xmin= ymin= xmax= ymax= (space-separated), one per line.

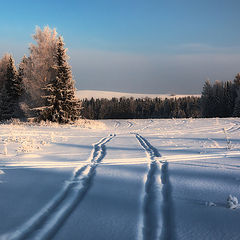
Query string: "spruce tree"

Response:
xmin=0 ymin=55 xmax=23 ymax=120
xmin=39 ymin=36 xmax=81 ymax=123
xmin=17 ymin=56 xmax=26 ymax=96
xmin=212 ymin=80 xmax=224 ymax=117
xmin=233 ymin=89 xmax=240 ymax=117
xmin=201 ymin=80 xmax=214 ymax=117
xmin=223 ymin=81 xmax=234 ymax=117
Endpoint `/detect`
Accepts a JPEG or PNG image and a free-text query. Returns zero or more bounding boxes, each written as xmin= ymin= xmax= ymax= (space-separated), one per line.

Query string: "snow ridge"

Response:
xmin=136 ymin=134 xmax=175 ymax=240
xmin=1 ymin=134 xmax=115 ymax=240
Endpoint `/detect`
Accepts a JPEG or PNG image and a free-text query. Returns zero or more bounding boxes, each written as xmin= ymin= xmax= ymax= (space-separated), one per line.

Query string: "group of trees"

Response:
xmin=81 ymin=96 xmax=201 ymax=119
xmin=81 ymin=73 xmax=240 ymax=120
xmin=0 ymin=54 xmax=23 ymax=120
xmin=1 ymin=26 xmax=240 ymax=122
xmin=0 ymin=26 xmax=80 ymax=123
xmin=201 ymin=74 xmax=240 ymax=117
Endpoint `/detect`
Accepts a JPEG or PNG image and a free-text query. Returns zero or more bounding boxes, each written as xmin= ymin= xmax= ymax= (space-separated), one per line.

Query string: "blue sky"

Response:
xmin=1 ymin=0 xmax=240 ymax=93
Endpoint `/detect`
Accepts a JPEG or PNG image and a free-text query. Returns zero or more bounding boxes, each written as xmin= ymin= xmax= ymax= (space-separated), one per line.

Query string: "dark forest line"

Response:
xmin=81 ymin=96 xmax=201 ymax=119
xmin=81 ymin=73 xmax=240 ymax=119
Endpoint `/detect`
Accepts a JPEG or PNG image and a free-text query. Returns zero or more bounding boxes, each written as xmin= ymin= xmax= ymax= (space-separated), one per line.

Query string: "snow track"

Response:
xmin=127 ymin=121 xmax=133 ymax=128
xmin=1 ymin=134 xmax=115 ymax=240
xmin=226 ymin=121 xmax=240 ymax=133
xmin=135 ymin=134 xmax=175 ymax=240
xmin=114 ymin=121 xmax=120 ymax=128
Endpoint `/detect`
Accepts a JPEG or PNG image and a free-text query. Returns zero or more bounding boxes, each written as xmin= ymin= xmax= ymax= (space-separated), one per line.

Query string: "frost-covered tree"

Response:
xmin=21 ymin=26 xmax=58 ymax=109
xmin=0 ymin=54 xmax=24 ymax=120
xmin=38 ymin=36 xmax=81 ymax=123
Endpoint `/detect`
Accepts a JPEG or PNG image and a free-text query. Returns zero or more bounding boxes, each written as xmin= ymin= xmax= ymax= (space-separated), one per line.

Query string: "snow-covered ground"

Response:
xmin=0 ymin=118 xmax=240 ymax=240
xmin=76 ymin=90 xmax=200 ymax=100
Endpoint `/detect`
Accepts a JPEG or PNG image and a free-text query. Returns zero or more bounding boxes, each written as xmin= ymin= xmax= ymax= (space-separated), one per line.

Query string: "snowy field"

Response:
xmin=0 ymin=118 xmax=240 ymax=240
xmin=76 ymin=90 xmax=200 ymax=100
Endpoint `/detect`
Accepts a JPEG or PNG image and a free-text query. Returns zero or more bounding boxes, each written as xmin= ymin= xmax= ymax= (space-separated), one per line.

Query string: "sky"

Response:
xmin=0 ymin=0 xmax=240 ymax=94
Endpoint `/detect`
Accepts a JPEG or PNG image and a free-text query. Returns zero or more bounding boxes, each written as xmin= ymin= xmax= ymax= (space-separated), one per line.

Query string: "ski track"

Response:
xmin=1 ymin=134 xmax=115 ymax=240
xmin=230 ymin=126 xmax=240 ymax=133
xmin=127 ymin=121 xmax=133 ymax=128
xmin=226 ymin=121 xmax=240 ymax=133
xmin=135 ymin=119 xmax=154 ymax=132
xmin=207 ymin=138 xmax=220 ymax=148
xmin=135 ymin=134 xmax=175 ymax=240
xmin=114 ymin=121 xmax=120 ymax=129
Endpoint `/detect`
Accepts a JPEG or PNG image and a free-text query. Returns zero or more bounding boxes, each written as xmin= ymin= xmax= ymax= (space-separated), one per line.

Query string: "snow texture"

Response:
xmin=0 ymin=118 xmax=240 ymax=240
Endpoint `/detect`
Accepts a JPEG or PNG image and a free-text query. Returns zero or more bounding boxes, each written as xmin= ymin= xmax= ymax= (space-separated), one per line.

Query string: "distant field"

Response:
xmin=76 ymin=90 xmax=200 ymax=100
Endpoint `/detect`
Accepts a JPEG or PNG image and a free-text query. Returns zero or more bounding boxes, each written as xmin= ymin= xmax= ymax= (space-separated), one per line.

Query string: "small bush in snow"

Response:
xmin=227 ymin=195 xmax=239 ymax=209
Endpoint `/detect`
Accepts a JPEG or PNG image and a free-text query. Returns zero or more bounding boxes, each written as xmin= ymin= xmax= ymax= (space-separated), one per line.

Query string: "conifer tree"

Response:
xmin=0 ymin=54 xmax=10 ymax=90
xmin=201 ymin=80 xmax=214 ymax=117
xmin=232 ymin=73 xmax=240 ymax=108
xmin=0 ymin=55 xmax=23 ymax=120
xmin=223 ymin=81 xmax=234 ymax=117
xmin=39 ymin=36 xmax=81 ymax=123
xmin=212 ymin=80 xmax=224 ymax=117
xmin=233 ymin=88 xmax=240 ymax=117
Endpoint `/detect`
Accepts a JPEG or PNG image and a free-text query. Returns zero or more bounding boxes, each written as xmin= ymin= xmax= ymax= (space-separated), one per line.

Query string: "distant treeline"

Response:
xmin=81 ymin=73 xmax=240 ymax=119
xmin=81 ymin=96 xmax=201 ymax=119
xmin=201 ymin=74 xmax=240 ymax=118
xmin=1 ymin=27 xmax=240 ymax=121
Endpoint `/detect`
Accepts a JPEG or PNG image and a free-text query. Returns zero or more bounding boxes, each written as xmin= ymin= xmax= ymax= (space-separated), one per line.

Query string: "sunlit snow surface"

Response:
xmin=0 ymin=118 xmax=240 ymax=240
xmin=76 ymin=89 xmax=200 ymax=100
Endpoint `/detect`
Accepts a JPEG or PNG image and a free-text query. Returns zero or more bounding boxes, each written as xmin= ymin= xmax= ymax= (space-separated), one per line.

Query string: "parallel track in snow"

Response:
xmin=1 ymin=134 xmax=115 ymax=240
xmin=226 ymin=120 xmax=240 ymax=133
xmin=135 ymin=134 xmax=175 ymax=240
xmin=127 ymin=121 xmax=133 ymax=128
